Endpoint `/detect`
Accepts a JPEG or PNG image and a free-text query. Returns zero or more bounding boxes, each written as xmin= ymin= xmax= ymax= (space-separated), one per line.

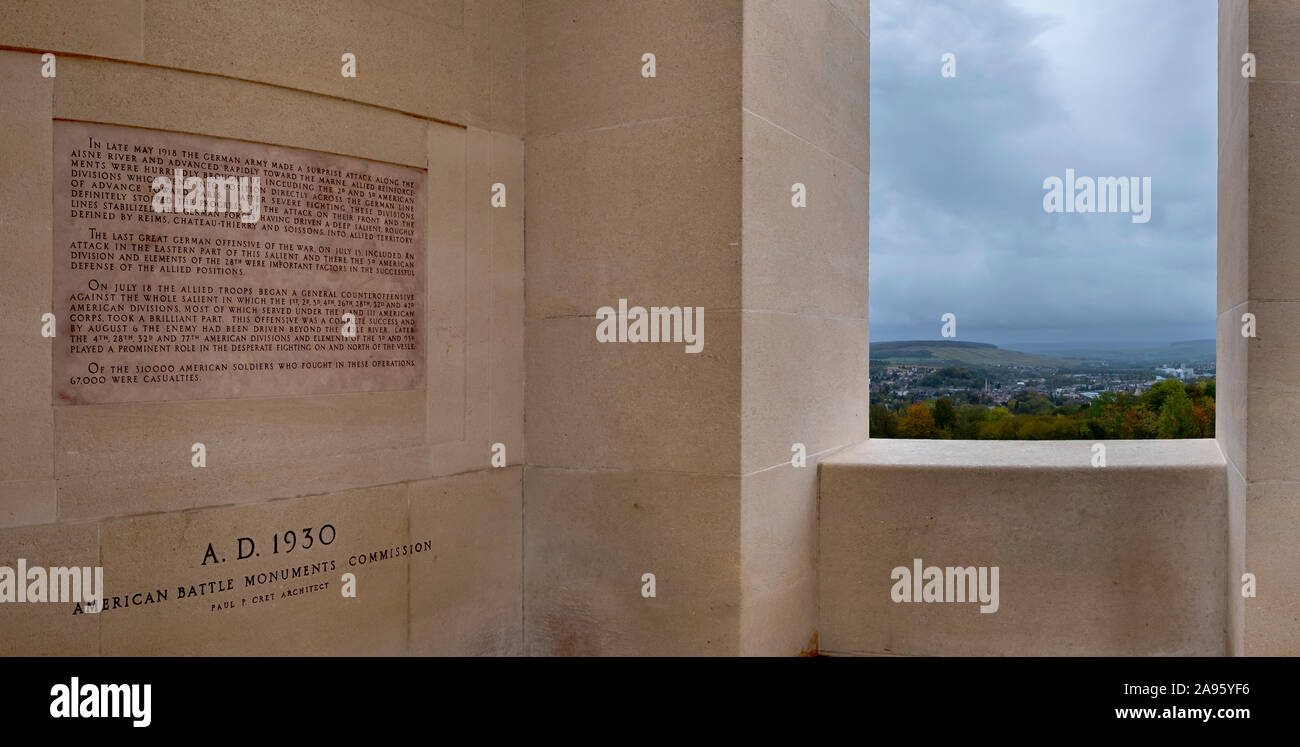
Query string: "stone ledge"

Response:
xmin=822 ymin=437 xmax=1226 ymax=471
xmin=819 ymin=438 xmax=1230 ymax=656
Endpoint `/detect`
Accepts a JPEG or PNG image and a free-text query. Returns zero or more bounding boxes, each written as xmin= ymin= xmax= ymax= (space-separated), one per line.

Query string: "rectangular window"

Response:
xmin=868 ymin=0 xmax=1217 ymax=440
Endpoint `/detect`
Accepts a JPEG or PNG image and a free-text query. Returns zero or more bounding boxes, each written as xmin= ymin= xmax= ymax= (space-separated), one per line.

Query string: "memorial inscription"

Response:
xmin=53 ymin=121 xmax=426 ymax=405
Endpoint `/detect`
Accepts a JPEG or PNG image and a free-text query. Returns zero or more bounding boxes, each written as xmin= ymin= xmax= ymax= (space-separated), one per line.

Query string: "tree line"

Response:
xmin=871 ymin=378 xmax=1215 ymax=440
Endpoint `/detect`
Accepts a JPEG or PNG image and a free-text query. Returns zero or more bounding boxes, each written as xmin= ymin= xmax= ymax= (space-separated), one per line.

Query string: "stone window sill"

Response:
xmin=821 ymin=437 xmax=1226 ymax=472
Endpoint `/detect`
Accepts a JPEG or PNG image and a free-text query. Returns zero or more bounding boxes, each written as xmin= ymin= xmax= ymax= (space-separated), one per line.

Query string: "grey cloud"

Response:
xmin=869 ymin=0 xmax=1217 ymax=345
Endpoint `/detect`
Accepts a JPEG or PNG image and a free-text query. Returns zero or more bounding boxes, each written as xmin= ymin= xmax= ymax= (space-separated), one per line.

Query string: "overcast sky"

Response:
xmin=869 ymin=0 xmax=1216 ymax=346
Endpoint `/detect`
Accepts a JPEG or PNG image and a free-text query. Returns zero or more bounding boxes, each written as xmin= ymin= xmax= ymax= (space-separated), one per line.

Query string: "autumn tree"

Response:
xmin=897 ymin=403 xmax=938 ymax=438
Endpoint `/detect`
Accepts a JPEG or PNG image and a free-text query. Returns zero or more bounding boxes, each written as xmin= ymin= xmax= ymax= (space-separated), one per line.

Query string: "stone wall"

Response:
xmin=0 ymin=0 xmax=525 ymax=655
xmin=1223 ymin=0 xmax=1300 ymax=656
xmin=3 ymin=0 xmax=1273 ymax=659
xmin=523 ymin=0 xmax=747 ymax=655
xmin=521 ymin=0 xmax=869 ymax=656
xmin=819 ymin=440 xmax=1229 ymax=656
xmin=739 ymin=0 xmax=869 ymax=656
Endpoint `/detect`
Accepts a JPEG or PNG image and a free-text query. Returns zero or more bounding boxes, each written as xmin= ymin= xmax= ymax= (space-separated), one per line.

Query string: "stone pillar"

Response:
xmin=1222 ymin=0 xmax=1300 ymax=655
xmin=524 ymin=0 xmax=868 ymax=655
xmin=1217 ymin=0 xmax=1249 ymax=659
xmin=738 ymin=0 xmax=869 ymax=655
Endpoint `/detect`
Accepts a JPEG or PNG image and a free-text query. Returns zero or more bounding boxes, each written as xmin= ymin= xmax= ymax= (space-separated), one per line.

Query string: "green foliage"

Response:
xmin=933 ymin=398 xmax=957 ymax=431
xmin=1009 ymin=391 xmax=1055 ymax=415
xmin=1141 ymin=378 xmax=1187 ymax=412
xmin=953 ymin=404 xmax=990 ymax=438
xmin=1157 ymin=388 xmax=1199 ymax=438
xmin=874 ymin=379 xmax=1215 ymax=440
xmin=869 ymin=403 xmax=898 ymax=438
xmin=917 ymin=367 xmax=982 ymax=388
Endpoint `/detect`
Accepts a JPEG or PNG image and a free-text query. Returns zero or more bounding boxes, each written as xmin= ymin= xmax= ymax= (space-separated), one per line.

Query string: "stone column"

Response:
xmin=1222 ymin=0 xmax=1300 ymax=655
xmin=524 ymin=0 xmax=868 ymax=655
xmin=738 ymin=0 xmax=869 ymax=655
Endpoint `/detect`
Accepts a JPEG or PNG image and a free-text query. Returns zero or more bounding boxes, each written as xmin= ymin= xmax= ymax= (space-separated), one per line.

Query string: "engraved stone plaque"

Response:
xmin=53 ymin=121 xmax=425 ymax=405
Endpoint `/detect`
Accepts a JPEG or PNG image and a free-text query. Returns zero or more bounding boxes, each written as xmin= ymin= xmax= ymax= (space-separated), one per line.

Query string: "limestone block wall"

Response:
xmin=819 ymin=441 xmax=1229 ymax=656
xmin=0 ymin=0 xmax=525 ymax=655
xmin=7 ymin=0 xmax=1264 ymax=660
xmin=523 ymin=0 xmax=746 ymax=655
xmin=1223 ymin=0 xmax=1300 ymax=656
xmin=739 ymin=0 xmax=869 ymax=655
xmin=522 ymin=0 xmax=869 ymax=655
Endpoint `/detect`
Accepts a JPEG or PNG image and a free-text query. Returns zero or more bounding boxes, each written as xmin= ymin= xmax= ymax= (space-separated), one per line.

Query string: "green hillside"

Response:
xmin=1012 ymin=339 xmax=1215 ymax=365
xmin=871 ymin=340 xmax=1080 ymax=368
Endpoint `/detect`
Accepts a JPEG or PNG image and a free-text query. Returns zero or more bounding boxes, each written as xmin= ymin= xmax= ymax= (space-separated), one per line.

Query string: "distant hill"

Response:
xmin=871 ymin=340 xmax=1079 ymax=368
xmin=1010 ymin=339 xmax=1215 ymax=365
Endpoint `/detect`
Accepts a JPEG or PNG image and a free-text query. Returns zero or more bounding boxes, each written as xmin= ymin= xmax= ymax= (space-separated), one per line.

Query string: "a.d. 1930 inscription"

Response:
xmin=53 ymin=121 xmax=426 ymax=405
